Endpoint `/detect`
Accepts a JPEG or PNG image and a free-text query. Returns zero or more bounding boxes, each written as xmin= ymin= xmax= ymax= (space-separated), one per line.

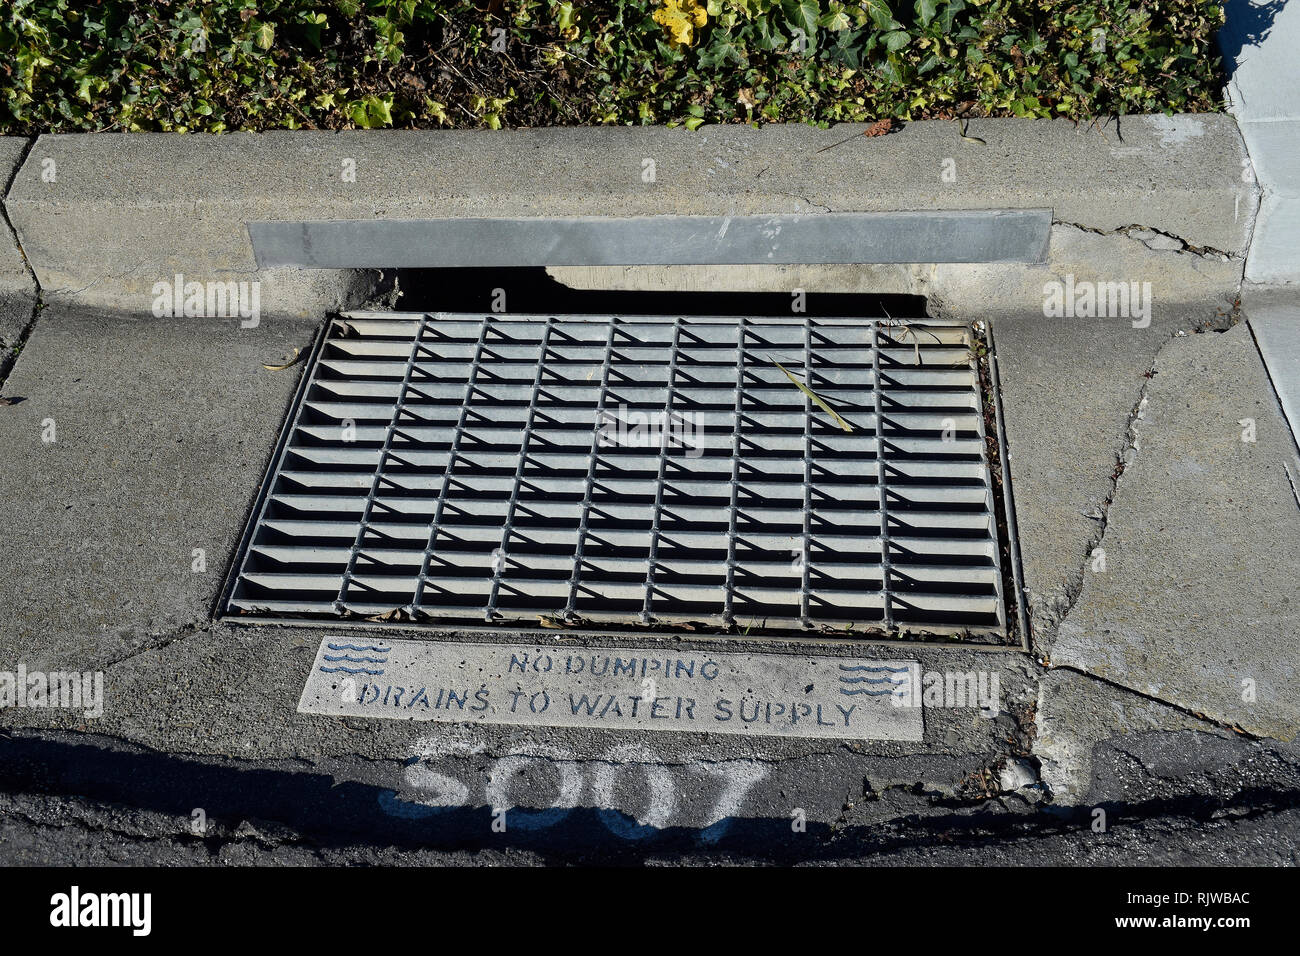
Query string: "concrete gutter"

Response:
xmin=1 ymin=115 xmax=1256 ymax=318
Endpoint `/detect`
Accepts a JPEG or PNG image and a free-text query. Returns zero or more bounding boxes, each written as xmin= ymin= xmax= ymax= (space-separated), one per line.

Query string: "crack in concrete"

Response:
xmin=1030 ymin=316 xmax=1243 ymax=656
xmin=0 ymin=137 xmax=41 ymax=389
xmin=1229 ymin=120 xmax=1264 ymax=274
xmin=1030 ymin=349 xmax=1159 ymax=648
xmin=1054 ymin=220 xmax=1239 ymax=260
xmin=774 ymin=192 xmax=833 ymax=213
xmin=1026 ymin=317 xmax=1283 ymax=734
xmin=97 ymin=623 xmax=212 ymax=672
xmin=1047 ymin=662 xmax=1253 ymax=738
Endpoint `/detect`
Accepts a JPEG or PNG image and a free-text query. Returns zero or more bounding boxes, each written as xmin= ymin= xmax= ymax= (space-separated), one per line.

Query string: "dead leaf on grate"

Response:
xmin=263 ymin=347 xmax=303 ymax=371
xmin=538 ymin=613 xmax=587 ymax=628
xmin=365 ymin=607 xmax=409 ymax=623
xmin=772 ymin=360 xmax=854 ymax=433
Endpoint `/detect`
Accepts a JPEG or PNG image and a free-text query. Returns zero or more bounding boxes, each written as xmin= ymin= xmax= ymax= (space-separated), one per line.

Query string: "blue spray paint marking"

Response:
xmin=595 ymin=808 xmax=662 ymax=841
xmin=321 ymin=641 xmax=389 ymax=677
xmin=837 ymin=676 xmax=897 ymax=684
xmin=378 ymin=790 xmax=450 ymax=819
xmin=838 ymin=663 xmax=909 ymax=697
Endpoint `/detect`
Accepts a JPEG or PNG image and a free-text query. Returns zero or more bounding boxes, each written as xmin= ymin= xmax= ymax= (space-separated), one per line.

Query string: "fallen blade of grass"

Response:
xmin=772 ymin=360 xmax=853 ymax=433
xmin=893 ymin=323 xmax=922 ymax=364
xmin=262 ymin=347 xmax=302 ymax=371
xmin=957 ymin=118 xmax=987 ymax=145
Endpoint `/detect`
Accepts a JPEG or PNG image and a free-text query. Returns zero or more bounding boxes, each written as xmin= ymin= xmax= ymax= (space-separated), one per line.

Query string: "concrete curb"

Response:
xmin=0 ymin=138 xmax=37 ymax=351
xmin=1 ymin=115 xmax=1256 ymax=318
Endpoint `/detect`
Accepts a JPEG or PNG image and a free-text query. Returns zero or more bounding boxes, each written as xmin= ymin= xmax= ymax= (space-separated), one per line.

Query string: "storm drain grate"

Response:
xmin=225 ymin=312 xmax=1013 ymax=640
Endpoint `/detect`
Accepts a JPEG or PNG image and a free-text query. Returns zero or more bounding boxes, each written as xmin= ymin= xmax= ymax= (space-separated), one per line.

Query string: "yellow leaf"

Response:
xmin=653 ymin=0 xmax=708 ymax=47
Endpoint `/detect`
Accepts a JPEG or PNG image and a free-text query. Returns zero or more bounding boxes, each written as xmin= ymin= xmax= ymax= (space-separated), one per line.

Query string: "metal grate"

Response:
xmin=225 ymin=312 xmax=1012 ymax=639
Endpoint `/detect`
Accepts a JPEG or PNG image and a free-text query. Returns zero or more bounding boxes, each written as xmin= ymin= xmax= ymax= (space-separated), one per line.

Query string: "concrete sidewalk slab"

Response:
xmin=1220 ymin=0 xmax=1300 ymax=283
xmin=0 ymin=306 xmax=318 ymax=667
xmin=2 ymin=117 xmax=1254 ymax=316
xmin=1236 ymin=119 xmax=1300 ymax=284
xmin=1050 ymin=323 xmax=1300 ymax=739
xmin=1244 ymin=284 xmax=1300 ymax=450
xmin=993 ymin=312 xmax=1191 ymax=638
xmin=1220 ymin=0 xmax=1300 ymax=124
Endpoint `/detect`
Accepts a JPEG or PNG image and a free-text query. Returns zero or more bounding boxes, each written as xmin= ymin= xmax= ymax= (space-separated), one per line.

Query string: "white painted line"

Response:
xmin=298 ymin=638 xmax=924 ymax=741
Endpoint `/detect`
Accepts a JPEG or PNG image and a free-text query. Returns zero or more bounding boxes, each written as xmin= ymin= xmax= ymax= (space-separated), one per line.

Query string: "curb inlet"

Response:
xmin=224 ymin=311 xmax=1017 ymax=643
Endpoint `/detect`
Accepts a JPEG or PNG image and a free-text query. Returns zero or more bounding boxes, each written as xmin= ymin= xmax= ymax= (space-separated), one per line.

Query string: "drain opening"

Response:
xmin=224 ymin=311 xmax=1018 ymax=643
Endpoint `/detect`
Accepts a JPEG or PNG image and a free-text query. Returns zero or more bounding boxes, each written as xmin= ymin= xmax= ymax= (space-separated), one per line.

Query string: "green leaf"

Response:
xmin=348 ymin=93 xmax=394 ymax=128
xmin=753 ymin=17 xmax=786 ymax=51
xmin=882 ymin=30 xmax=910 ymax=52
xmin=936 ymin=0 xmax=966 ymax=33
xmin=252 ymin=21 xmax=275 ymax=51
xmin=781 ymin=0 xmax=819 ymax=41
xmin=821 ymin=9 xmax=852 ymax=32
xmin=829 ymin=28 xmax=868 ymax=69
xmin=861 ymin=0 xmax=896 ymax=31
xmin=698 ymin=35 xmax=745 ymax=68
xmin=301 ymin=11 xmax=328 ymax=49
